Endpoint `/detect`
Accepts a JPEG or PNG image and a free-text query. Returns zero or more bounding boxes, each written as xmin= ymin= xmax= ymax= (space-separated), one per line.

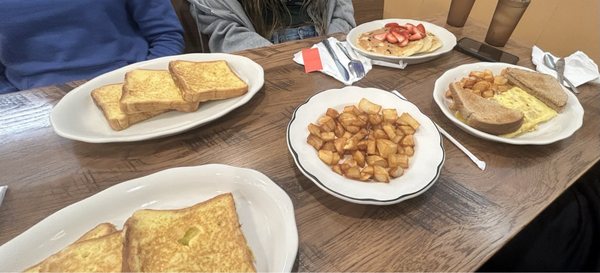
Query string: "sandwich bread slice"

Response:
xmin=120 ymin=69 xmax=200 ymax=114
xmin=449 ymin=82 xmax=524 ymax=135
xmin=169 ymin=60 xmax=248 ymax=102
xmin=502 ymin=67 xmax=568 ymax=112
xmin=91 ymin=84 xmax=167 ymax=131
xmin=122 ymin=193 xmax=256 ymax=272
xmin=24 ymin=223 xmax=119 ymax=272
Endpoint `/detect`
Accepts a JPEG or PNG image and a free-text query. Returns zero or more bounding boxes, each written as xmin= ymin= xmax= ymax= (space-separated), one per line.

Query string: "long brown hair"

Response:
xmin=240 ymin=0 xmax=328 ymax=39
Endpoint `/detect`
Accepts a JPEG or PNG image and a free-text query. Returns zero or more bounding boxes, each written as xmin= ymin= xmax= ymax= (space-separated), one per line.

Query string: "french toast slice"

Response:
xmin=38 ymin=231 xmax=123 ymax=272
xmin=120 ymin=69 xmax=200 ymax=114
xmin=91 ymin=84 xmax=167 ymax=131
xmin=502 ymin=67 xmax=568 ymax=112
xmin=449 ymin=82 xmax=524 ymax=135
xmin=24 ymin=223 xmax=118 ymax=272
xmin=122 ymin=193 xmax=256 ymax=272
xmin=169 ymin=60 xmax=248 ymax=102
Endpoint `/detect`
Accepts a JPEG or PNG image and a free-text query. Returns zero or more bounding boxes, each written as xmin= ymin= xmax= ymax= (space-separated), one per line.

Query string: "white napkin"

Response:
xmin=532 ymin=45 xmax=600 ymax=87
xmin=293 ymin=37 xmax=372 ymax=85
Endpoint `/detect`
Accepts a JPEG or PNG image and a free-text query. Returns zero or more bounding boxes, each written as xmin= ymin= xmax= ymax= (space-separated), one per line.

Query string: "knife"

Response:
xmin=0 ymin=185 xmax=6 ymax=207
xmin=556 ymin=58 xmax=580 ymax=94
xmin=322 ymin=39 xmax=350 ymax=81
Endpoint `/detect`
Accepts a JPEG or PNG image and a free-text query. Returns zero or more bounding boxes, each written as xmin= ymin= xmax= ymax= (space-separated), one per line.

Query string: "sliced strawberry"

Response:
xmin=390 ymin=27 xmax=408 ymax=35
xmin=386 ymin=32 xmax=398 ymax=43
xmin=391 ymin=31 xmax=406 ymax=43
xmin=399 ymin=38 xmax=409 ymax=47
xmin=384 ymin=22 xmax=400 ymax=28
xmin=416 ymin=23 xmax=427 ymax=37
xmin=408 ymin=31 xmax=424 ymax=41
xmin=373 ymin=32 xmax=387 ymax=41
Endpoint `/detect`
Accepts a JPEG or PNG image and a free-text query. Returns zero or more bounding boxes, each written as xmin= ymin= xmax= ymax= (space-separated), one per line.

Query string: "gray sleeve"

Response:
xmin=327 ymin=0 xmax=357 ymax=35
xmin=188 ymin=0 xmax=273 ymax=53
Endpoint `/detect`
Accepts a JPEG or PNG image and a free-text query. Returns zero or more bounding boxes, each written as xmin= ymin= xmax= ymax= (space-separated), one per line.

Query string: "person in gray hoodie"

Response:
xmin=188 ymin=0 xmax=356 ymax=53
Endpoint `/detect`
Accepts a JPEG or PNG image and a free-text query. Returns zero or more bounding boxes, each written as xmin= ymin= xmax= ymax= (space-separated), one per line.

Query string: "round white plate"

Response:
xmin=347 ymin=18 xmax=457 ymax=64
xmin=287 ymin=87 xmax=445 ymax=205
xmin=50 ymin=53 xmax=264 ymax=143
xmin=433 ymin=62 xmax=584 ymax=145
xmin=0 ymin=164 xmax=297 ymax=272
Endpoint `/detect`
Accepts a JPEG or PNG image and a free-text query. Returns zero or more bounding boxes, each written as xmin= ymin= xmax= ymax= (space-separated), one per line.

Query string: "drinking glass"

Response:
xmin=447 ymin=0 xmax=476 ymax=27
xmin=485 ymin=0 xmax=531 ymax=47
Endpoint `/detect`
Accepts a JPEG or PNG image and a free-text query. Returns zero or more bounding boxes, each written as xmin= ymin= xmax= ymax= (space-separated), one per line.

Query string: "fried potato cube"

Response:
xmin=326 ymin=108 xmax=339 ymax=119
xmin=342 ymin=131 xmax=353 ymax=139
xmin=373 ymin=129 xmax=388 ymax=139
xmin=395 ymin=154 xmax=410 ymax=169
xmin=340 ymin=163 xmax=351 ymax=173
xmin=494 ymin=76 xmax=508 ymax=85
xmin=343 ymin=105 xmax=355 ymax=113
xmin=334 ymin=122 xmax=345 ymax=137
xmin=401 ymin=134 xmax=415 ymax=147
xmin=389 ymin=167 xmax=404 ymax=178
xmin=403 ymin=146 xmax=414 ymax=156
xmin=367 ymin=155 xmax=388 ymax=167
xmin=373 ymin=165 xmax=390 ymax=183
xmin=376 ymin=139 xmax=398 ymax=159
xmin=392 ymin=135 xmax=403 ymax=144
xmin=350 ymin=129 xmax=368 ymax=142
xmin=318 ymin=116 xmax=336 ymax=132
xmin=388 ymin=153 xmax=402 ymax=168
xmin=358 ymin=98 xmax=382 ymax=115
xmin=345 ymin=158 xmax=357 ymax=167
xmin=332 ymin=164 xmax=343 ymax=175
xmin=367 ymin=140 xmax=377 ymax=155
xmin=322 ymin=141 xmax=336 ymax=152
xmin=338 ymin=112 xmax=358 ymax=127
xmin=382 ymin=109 xmax=398 ymax=123
xmin=368 ymin=114 xmax=383 ymax=125
xmin=308 ymin=123 xmax=321 ymax=136
xmin=362 ymin=165 xmax=374 ymax=175
xmin=334 ymin=137 xmax=346 ymax=155
xmin=469 ymin=71 xmax=485 ymax=78
xmin=345 ymin=166 xmax=361 ymax=180
xmin=399 ymin=125 xmax=416 ymax=135
xmin=382 ymin=124 xmax=397 ymax=139
xmin=473 ymin=81 xmax=491 ymax=92
xmin=353 ymin=150 xmax=366 ymax=167
xmin=463 ymin=77 xmax=477 ymax=88
xmin=332 ymin=152 xmax=341 ymax=164
xmin=321 ymin=132 xmax=335 ymax=141
xmin=397 ymin=144 xmax=406 ymax=154
xmin=359 ymin=172 xmax=372 ymax=181
xmin=357 ymin=140 xmax=368 ymax=151
xmin=345 ymin=125 xmax=360 ymax=134
xmin=398 ymin=113 xmax=420 ymax=130
xmin=343 ymin=138 xmax=358 ymax=151
xmin=307 ymin=134 xmax=323 ymax=150
xmin=482 ymin=90 xmax=494 ymax=98
xmin=352 ymin=106 xmax=364 ymax=116
xmin=318 ymin=150 xmax=335 ymax=165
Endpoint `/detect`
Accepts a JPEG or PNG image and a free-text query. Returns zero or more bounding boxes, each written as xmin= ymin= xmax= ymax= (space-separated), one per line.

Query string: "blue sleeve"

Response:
xmin=0 ymin=62 xmax=18 ymax=94
xmin=127 ymin=0 xmax=185 ymax=59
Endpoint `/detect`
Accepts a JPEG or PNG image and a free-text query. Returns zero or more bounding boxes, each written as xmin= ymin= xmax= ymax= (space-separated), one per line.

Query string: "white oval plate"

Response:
xmin=287 ymin=87 xmax=445 ymax=205
xmin=347 ymin=19 xmax=457 ymax=64
xmin=0 ymin=164 xmax=297 ymax=272
xmin=433 ymin=62 xmax=584 ymax=145
xmin=50 ymin=53 xmax=264 ymax=143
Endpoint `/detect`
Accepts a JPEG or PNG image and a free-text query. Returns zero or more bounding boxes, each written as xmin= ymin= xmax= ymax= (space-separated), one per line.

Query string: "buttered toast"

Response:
xmin=502 ymin=67 xmax=568 ymax=112
xmin=24 ymin=223 xmax=118 ymax=272
xmin=122 ymin=193 xmax=255 ymax=272
xmin=91 ymin=84 xmax=167 ymax=131
xmin=120 ymin=69 xmax=200 ymax=114
xmin=169 ymin=60 xmax=248 ymax=102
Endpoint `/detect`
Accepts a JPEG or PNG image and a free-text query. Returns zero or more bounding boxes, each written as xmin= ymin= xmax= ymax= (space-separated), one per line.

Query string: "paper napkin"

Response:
xmin=532 ymin=46 xmax=600 ymax=87
xmin=293 ymin=37 xmax=372 ymax=85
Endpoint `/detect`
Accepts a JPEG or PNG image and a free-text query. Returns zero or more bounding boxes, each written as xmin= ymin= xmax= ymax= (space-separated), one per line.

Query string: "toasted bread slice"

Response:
xmin=122 ymin=193 xmax=256 ymax=272
xmin=91 ymin=84 xmax=167 ymax=131
xmin=39 ymin=231 xmax=123 ymax=272
xmin=449 ymin=82 xmax=524 ymax=135
xmin=24 ymin=223 xmax=118 ymax=272
xmin=120 ymin=69 xmax=200 ymax=113
xmin=502 ymin=67 xmax=568 ymax=112
xmin=169 ymin=60 xmax=248 ymax=102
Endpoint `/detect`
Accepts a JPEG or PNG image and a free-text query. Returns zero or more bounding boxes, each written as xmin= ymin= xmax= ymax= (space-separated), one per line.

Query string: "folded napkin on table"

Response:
xmin=532 ymin=45 xmax=600 ymax=87
xmin=293 ymin=37 xmax=372 ymax=85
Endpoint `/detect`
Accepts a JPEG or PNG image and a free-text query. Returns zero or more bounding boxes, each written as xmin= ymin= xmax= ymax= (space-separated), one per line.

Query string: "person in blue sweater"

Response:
xmin=0 ymin=0 xmax=185 ymax=93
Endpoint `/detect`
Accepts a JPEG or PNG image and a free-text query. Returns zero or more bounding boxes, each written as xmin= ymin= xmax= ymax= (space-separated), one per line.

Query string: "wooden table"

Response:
xmin=1 ymin=16 xmax=599 ymax=271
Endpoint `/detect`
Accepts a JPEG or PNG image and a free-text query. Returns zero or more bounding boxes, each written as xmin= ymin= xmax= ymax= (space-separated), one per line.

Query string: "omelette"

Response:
xmin=491 ymin=87 xmax=557 ymax=138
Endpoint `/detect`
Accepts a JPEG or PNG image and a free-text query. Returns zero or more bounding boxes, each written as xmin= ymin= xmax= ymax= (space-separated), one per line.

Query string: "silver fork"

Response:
xmin=336 ymin=42 xmax=366 ymax=78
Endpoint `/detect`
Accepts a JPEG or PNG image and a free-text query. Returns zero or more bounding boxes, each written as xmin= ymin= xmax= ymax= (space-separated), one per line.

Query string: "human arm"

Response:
xmin=327 ymin=0 xmax=356 ymax=34
xmin=127 ymin=0 xmax=185 ymax=59
xmin=0 ymin=62 xmax=17 ymax=94
xmin=188 ymin=0 xmax=272 ymax=53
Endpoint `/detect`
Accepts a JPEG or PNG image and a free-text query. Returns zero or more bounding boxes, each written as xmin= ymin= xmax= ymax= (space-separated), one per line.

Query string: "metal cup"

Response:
xmin=485 ymin=0 xmax=531 ymax=47
xmin=447 ymin=0 xmax=476 ymax=27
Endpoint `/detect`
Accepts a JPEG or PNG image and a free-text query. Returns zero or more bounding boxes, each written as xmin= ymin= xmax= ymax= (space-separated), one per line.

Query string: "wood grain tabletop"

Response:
xmin=1 ymin=15 xmax=599 ymax=271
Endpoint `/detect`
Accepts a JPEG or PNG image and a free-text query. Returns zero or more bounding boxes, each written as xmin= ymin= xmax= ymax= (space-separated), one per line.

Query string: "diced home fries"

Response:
xmin=306 ymin=98 xmax=420 ymax=183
